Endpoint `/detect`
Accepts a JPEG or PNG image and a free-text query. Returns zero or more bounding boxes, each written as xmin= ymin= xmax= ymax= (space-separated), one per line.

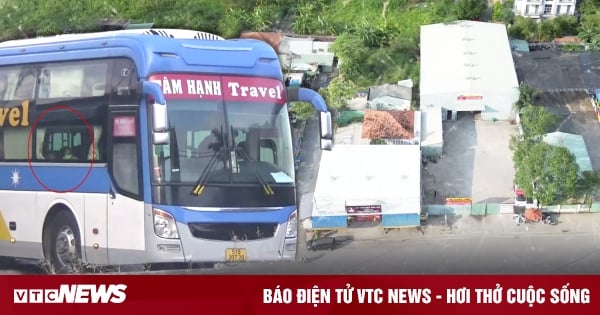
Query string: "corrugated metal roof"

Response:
xmin=420 ymin=20 xmax=519 ymax=95
xmin=368 ymin=84 xmax=412 ymax=101
xmin=313 ymin=145 xmax=421 ymax=217
xmin=509 ymin=39 xmax=530 ymax=52
xmin=542 ymin=132 xmax=593 ymax=172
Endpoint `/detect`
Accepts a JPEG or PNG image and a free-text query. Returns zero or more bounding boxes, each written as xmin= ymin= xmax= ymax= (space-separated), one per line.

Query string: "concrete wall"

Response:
xmin=420 ymin=108 xmax=443 ymax=156
xmin=420 ymin=88 xmax=519 ymax=121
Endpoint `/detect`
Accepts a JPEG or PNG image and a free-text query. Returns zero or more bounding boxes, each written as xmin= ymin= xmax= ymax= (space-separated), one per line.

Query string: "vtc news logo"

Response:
xmin=13 ymin=284 xmax=127 ymax=304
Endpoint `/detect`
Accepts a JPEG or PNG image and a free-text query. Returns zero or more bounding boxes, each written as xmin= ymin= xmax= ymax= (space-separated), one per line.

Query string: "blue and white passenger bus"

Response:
xmin=0 ymin=29 xmax=333 ymax=273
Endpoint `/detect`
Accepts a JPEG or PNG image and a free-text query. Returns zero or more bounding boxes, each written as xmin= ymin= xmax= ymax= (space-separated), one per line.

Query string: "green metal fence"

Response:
xmin=422 ymin=203 xmax=600 ymax=216
xmin=423 ymin=203 xmax=510 ymax=216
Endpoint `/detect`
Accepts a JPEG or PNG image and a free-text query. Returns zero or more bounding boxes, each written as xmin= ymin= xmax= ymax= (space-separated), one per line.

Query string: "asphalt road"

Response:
xmin=183 ymin=227 xmax=600 ymax=275
xmin=3 ymin=224 xmax=600 ymax=275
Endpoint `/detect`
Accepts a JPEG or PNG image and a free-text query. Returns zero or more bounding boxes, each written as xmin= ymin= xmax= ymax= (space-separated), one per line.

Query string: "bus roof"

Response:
xmin=0 ymin=29 xmax=225 ymax=48
xmin=0 ymin=29 xmax=283 ymax=80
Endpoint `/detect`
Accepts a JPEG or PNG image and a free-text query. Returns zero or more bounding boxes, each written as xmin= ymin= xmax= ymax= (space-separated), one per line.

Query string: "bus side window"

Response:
xmin=38 ymin=127 xmax=101 ymax=162
xmin=110 ymin=114 xmax=140 ymax=197
xmin=87 ymin=126 xmax=103 ymax=161
xmin=111 ymin=59 xmax=138 ymax=97
xmin=14 ymin=72 xmax=36 ymax=100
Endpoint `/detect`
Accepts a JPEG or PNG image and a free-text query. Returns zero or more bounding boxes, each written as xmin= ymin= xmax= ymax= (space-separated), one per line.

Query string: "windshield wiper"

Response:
xmin=231 ymin=126 xmax=274 ymax=196
xmin=191 ymin=150 xmax=221 ymax=196
xmin=192 ymin=126 xmax=227 ymax=196
xmin=235 ymin=146 xmax=274 ymax=196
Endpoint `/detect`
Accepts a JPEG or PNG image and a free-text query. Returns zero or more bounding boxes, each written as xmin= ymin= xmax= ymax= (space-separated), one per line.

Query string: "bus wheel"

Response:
xmin=45 ymin=211 xmax=82 ymax=274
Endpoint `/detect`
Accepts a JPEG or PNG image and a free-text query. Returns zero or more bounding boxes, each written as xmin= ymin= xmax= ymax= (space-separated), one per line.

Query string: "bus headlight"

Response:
xmin=285 ymin=210 xmax=297 ymax=238
xmin=153 ymin=208 xmax=179 ymax=239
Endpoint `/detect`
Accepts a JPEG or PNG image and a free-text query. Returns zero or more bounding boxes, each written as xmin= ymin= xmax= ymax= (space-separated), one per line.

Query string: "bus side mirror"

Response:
xmin=319 ymin=111 xmax=333 ymax=139
xmin=320 ymin=138 xmax=333 ymax=151
xmin=143 ymin=81 xmax=169 ymax=145
xmin=319 ymin=111 xmax=333 ymax=150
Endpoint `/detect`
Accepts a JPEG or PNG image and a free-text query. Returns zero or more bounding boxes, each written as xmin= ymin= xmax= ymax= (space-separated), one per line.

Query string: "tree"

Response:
xmin=540 ymin=146 xmax=580 ymax=203
xmin=290 ymin=102 xmax=316 ymax=121
xmin=578 ymin=22 xmax=599 ymax=43
xmin=551 ymin=15 xmax=578 ymax=37
xmin=509 ymin=16 xmax=537 ymax=41
xmin=519 ymin=106 xmax=560 ymax=140
xmin=246 ymin=5 xmax=279 ymax=32
xmin=577 ymin=170 xmax=600 ymax=205
xmin=515 ymin=83 xmax=539 ymax=113
xmin=515 ymin=142 xmax=580 ymax=205
xmin=511 ymin=137 xmax=536 ymax=166
xmin=492 ymin=0 xmax=514 ymax=24
xmin=492 ymin=2 xmax=504 ymax=22
xmin=330 ymin=33 xmax=370 ymax=79
xmin=453 ymin=0 xmax=487 ymax=21
xmin=217 ymin=8 xmax=249 ymax=38
xmin=319 ymin=76 xmax=358 ymax=111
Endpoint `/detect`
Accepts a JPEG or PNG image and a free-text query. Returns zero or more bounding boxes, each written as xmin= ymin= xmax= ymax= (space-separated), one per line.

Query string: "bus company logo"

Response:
xmin=149 ymin=74 xmax=285 ymax=104
xmin=13 ymin=284 xmax=127 ymax=304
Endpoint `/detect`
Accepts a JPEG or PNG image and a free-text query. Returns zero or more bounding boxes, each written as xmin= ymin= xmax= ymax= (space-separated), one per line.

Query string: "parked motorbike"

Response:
xmin=512 ymin=214 xmax=526 ymax=225
xmin=542 ymin=214 xmax=557 ymax=225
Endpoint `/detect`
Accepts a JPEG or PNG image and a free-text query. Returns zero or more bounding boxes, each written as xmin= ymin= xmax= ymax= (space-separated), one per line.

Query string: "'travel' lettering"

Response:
xmin=228 ymin=82 xmax=282 ymax=100
xmin=151 ymin=76 xmax=283 ymax=101
xmin=0 ymin=100 xmax=30 ymax=127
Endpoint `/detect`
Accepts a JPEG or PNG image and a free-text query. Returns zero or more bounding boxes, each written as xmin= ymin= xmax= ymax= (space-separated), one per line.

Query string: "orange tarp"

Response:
xmin=240 ymin=32 xmax=282 ymax=53
xmin=524 ymin=208 xmax=542 ymax=222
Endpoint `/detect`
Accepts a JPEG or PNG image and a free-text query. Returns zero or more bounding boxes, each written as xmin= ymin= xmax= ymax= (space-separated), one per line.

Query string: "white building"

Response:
xmin=420 ymin=107 xmax=444 ymax=157
xmin=419 ymin=20 xmax=520 ymax=121
xmin=513 ymin=0 xmax=577 ymax=19
xmin=310 ymin=145 xmax=422 ymax=230
xmin=278 ymin=35 xmax=336 ymax=73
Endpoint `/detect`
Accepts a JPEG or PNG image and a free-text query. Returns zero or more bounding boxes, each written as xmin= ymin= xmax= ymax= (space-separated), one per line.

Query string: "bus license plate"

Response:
xmin=225 ymin=248 xmax=246 ymax=262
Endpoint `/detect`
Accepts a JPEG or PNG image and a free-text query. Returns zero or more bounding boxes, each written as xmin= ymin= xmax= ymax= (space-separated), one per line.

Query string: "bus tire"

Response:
xmin=44 ymin=211 xmax=82 ymax=274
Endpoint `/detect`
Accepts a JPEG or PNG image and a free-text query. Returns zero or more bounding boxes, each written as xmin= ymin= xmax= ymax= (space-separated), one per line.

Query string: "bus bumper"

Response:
xmin=145 ymin=222 xmax=297 ymax=263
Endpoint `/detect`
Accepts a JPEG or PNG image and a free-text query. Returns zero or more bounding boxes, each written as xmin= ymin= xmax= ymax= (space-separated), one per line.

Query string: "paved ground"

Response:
xmin=422 ymin=113 xmax=516 ymax=205
xmin=513 ymin=51 xmax=600 ymax=92
xmin=4 ymin=213 xmax=600 ymax=275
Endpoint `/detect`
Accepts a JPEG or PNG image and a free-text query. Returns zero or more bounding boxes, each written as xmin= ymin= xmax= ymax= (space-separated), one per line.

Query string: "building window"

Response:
xmin=544 ymin=4 xmax=552 ymax=14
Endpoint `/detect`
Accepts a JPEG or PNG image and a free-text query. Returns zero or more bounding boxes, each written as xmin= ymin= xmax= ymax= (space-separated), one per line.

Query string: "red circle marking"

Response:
xmin=27 ymin=105 xmax=95 ymax=193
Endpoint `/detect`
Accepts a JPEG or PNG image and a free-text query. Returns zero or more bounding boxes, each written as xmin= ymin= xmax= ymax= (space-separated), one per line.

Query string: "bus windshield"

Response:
xmin=149 ymin=74 xmax=295 ymax=196
xmin=153 ymin=98 xmax=294 ymax=185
